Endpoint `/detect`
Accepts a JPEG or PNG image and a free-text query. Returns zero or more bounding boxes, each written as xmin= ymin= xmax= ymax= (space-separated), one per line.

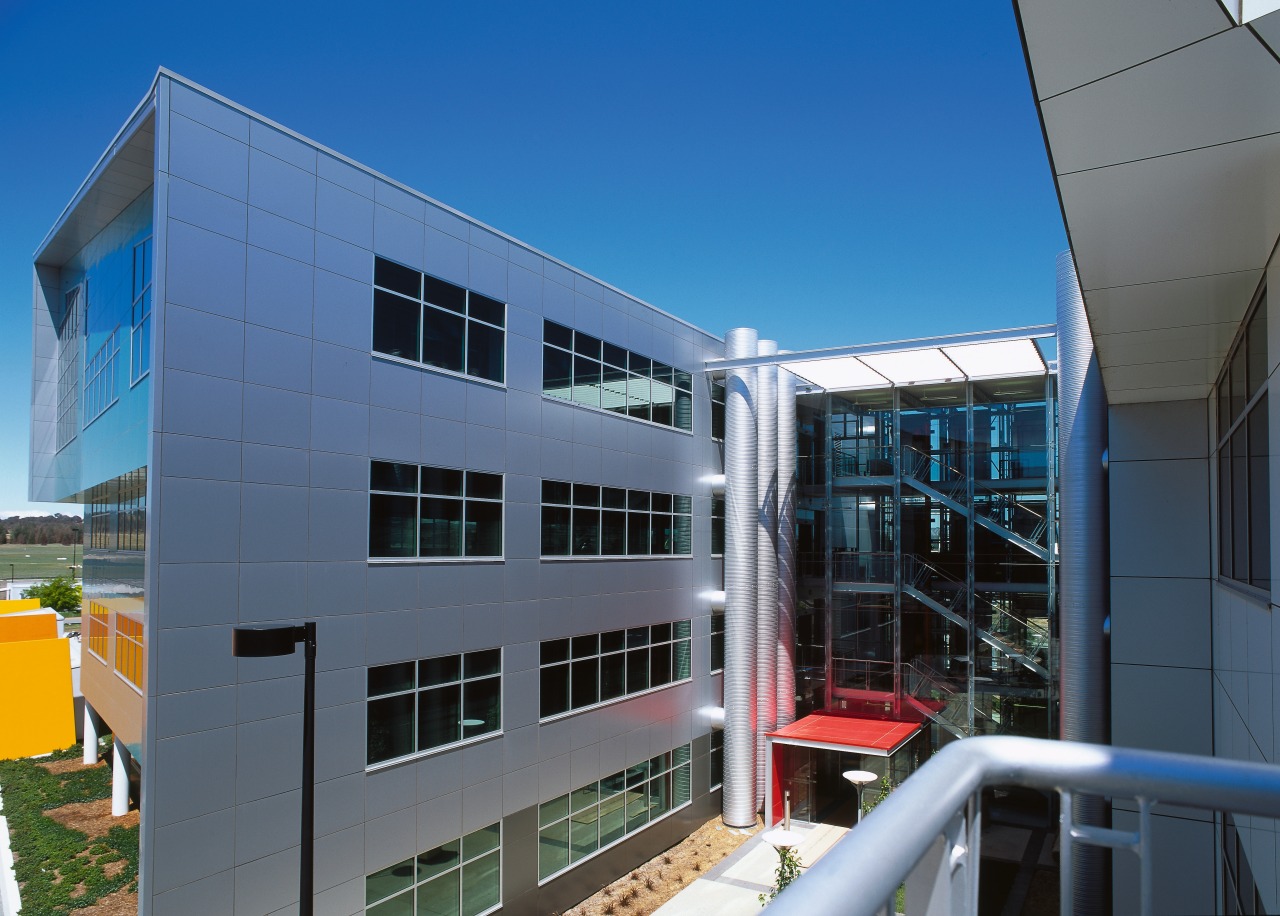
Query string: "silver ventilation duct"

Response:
xmin=755 ymin=340 xmax=779 ymax=808
xmin=1056 ymin=250 xmax=1110 ymax=914
xmin=776 ymin=366 xmax=798 ymax=729
xmin=723 ymin=327 xmax=759 ymax=827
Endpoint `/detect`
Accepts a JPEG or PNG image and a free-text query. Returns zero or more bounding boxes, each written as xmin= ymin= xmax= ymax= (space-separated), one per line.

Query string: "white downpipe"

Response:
xmin=755 ymin=340 xmax=779 ymax=810
xmin=776 ymin=366 xmax=798 ymax=729
xmin=83 ymin=702 xmax=98 ymax=765
xmin=112 ymin=737 xmax=130 ymax=817
xmin=723 ymin=327 xmax=759 ymax=827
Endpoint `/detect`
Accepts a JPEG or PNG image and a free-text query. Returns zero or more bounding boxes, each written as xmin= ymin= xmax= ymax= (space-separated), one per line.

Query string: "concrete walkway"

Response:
xmin=655 ymin=821 xmax=848 ymax=915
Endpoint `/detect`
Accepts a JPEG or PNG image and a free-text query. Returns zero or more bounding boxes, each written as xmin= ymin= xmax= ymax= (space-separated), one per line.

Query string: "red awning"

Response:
xmin=766 ymin=713 xmax=921 ymax=756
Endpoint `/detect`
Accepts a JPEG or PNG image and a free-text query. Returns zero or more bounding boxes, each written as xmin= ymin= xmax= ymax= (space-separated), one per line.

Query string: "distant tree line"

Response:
xmin=1 ymin=514 xmax=84 ymax=546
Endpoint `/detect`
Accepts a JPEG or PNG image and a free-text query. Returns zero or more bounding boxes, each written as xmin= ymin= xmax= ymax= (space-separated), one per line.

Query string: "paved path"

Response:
xmin=655 ymin=821 xmax=848 ymax=915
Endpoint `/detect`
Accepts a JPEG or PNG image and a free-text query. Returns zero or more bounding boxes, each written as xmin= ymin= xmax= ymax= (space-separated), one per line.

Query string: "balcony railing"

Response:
xmin=765 ymin=735 xmax=1280 ymax=916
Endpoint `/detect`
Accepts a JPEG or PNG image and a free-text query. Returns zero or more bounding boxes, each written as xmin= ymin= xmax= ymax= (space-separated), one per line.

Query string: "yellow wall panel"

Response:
xmin=0 ymin=614 xmax=58 ymax=643
xmin=0 ymin=638 xmax=74 ymax=760
xmin=0 ymin=599 xmax=42 ymax=614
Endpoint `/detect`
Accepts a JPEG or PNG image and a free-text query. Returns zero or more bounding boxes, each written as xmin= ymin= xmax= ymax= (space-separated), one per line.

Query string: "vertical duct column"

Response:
xmin=723 ymin=327 xmax=759 ymax=827
xmin=755 ymin=341 xmax=779 ymax=809
xmin=1056 ymin=250 xmax=1110 ymax=914
xmin=776 ymin=367 xmax=798 ymax=730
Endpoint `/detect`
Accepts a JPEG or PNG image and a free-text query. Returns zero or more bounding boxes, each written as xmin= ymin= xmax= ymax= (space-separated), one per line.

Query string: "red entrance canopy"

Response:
xmin=767 ymin=712 xmax=920 ymax=755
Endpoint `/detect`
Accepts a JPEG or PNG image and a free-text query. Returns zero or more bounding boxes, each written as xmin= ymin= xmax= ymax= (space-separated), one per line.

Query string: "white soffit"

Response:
xmin=782 ymin=357 xmax=887 ymax=391
xmin=1016 ymin=0 xmax=1230 ymax=99
xmin=940 ymin=339 xmax=1046 ymax=379
xmin=859 ymin=349 xmax=964 ymax=386
xmin=1019 ymin=0 xmax=1280 ymax=401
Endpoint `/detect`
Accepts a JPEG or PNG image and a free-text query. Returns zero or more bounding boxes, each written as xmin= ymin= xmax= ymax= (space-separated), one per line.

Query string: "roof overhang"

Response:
xmin=1015 ymin=0 xmax=1280 ymax=404
xmin=766 ymin=713 xmax=922 ymax=758
xmin=705 ymin=325 xmax=1054 ymax=393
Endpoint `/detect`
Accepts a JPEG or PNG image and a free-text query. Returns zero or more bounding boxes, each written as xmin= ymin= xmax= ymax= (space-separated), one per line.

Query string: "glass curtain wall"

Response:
xmin=795 ymin=376 xmax=1057 ymax=745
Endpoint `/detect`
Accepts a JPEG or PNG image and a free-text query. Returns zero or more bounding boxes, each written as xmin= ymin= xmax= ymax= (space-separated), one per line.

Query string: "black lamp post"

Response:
xmin=232 ymin=623 xmax=317 ymax=916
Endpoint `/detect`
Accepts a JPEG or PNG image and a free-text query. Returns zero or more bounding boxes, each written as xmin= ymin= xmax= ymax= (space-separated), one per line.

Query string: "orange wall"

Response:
xmin=0 ymin=613 xmax=58 ymax=643
xmin=0 ymin=638 xmax=75 ymax=759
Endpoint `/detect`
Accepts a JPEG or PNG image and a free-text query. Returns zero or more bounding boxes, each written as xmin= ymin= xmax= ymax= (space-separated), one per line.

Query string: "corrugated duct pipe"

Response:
xmin=723 ymin=327 xmax=759 ymax=827
xmin=1056 ymin=250 xmax=1110 ymax=915
xmin=755 ymin=340 xmax=779 ymax=809
xmin=776 ymin=365 xmax=798 ymax=729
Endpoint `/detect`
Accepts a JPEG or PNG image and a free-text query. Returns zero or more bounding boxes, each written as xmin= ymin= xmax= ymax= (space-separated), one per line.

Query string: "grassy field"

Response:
xmin=0 ymin=543 xmax=81 ymax=582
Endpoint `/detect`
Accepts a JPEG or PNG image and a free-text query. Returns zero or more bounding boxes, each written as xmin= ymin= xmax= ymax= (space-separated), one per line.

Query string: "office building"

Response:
xmin=30 ymin=71 xmax=1065 ymax=915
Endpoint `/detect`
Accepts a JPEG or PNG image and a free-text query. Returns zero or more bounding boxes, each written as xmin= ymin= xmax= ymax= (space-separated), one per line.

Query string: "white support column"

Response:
xmin=755 ymin=340 xmax=779 ymax=810
xmin=723 ymin=327 xmax=759 ymax=828
xmin=776 ymin=365 xmax=798 ymax=730
xmin=112 ymin=737 xmax=130 ymax=816
xmin=82 ymin=702 xmax=99 ymax=765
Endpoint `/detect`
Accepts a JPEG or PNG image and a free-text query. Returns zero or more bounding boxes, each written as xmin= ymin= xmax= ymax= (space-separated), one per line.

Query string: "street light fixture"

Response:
xmin=232 ymin=623 xmax=317 ymax=916
xmin=843 ymin=769 xmax=878 ymax=825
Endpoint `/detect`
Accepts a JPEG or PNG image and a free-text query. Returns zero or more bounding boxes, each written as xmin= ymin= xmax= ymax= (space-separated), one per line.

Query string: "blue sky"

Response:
xmin=0 ymin=0 xmax=1066 ymax=515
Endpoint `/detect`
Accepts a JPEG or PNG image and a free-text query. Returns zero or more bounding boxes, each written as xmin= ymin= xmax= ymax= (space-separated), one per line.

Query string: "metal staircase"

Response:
xmin=900 ymin=445 xmax=1049 ymax=561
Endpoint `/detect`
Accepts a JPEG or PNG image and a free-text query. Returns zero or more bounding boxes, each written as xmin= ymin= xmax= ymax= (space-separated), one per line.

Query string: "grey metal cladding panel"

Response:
xmin=245 ymin=246 xmax=313 ymax=337
xmin=234 ymin=788 xmax=301 ymax=866
xmin=424 ymin=225 xmax=468 ymax=287
xmin=311 ymin=396 xmax=369 ymax=455
xmin=375 ymin=204 xmax=425 ymax=271
xmin=461 ymin=603 xmax=503 ymax=649
xmin=461 ymin=776 xmax=503 ymax=833
xmin=249 ymin=206 xmax=314 ymax=264
xmin=1112 ymin=663 xmax=1211 ymax=755
xmin=315 ymin=772 xmax=366 ymax=838
xmin=316 ymin=666 xmax=362 ymax=709
xmin=236 ymin=713 xmax=304 ymax=802
xmin=1109 ymin=458 xmax=1210 ymax=577
xmin=316 ymin=232 xmax=369 ymax=284
xmin=150 ymin=807 xmax=235 ymax=894
xmin=317 ymin=178 xmax=374 ymax=249
xmin=422 ymin=416 xmax=466 ymax=467
xmin=366 ymin=757 xmax=417 ymax=819
xmin=416 ymin=605 xmax=464 ymax=656
xmin=1108 ymin=398 xmax=1209 ymax=461
xmin=310 ymin=487 xmax=368 ymax=561
xmin=424 ymin=202 xmax=468 ymax=240
xmin=245 ymin=324 xmax=312 ymax=393
xmin=315 ymin=702 xmax=366 ymax=782
xmin=170 ymin=81 xmax=250 ymax=142
xmin=507 ymin=267 xmax=541 ymax=315
xmin=369 ymin=357 xmax=418 ymax=413
xmin=422 ymin=372 xmax=468 ymax=421
xmin=503 ymin=763 xmax=539 ymax=816
xmin=156 ymin=685 xmax=236 ymax=740
xmin=238 ymin=483 xmax=309 ymax=562
xmin=315 ymin=341 xmax=372 ymax=404
xmin=314 ymin=875 xmax=364 ymax=916
xmin=157 ymin=476 xmax=241 ymax=563
xmin=242 ymin=442 xmax=308 ymax=487
xmin=168 ymin=176 xmax=246 ymax=241
xmin=470 ymin=245 xmax=507 ymax=301
xmin=319 ymin=152 xmax=376 ymax=199
xmin=249 ymin=148 xmax=316 ymax=227
xmin=238 ymin=561 xmax=308 ymax=624
xmin=1110 ymin=576 xmax=1211 ymax=668
xmin=150 ymin=868 xmax=234 ymax=916
xmin=313 ymin=823 xmax=366 ymax=894
xmin=365 ymin=806 xmax=417 ymax=873
xmin=160 ymin=432 xmax=241 ymax=483
xmin=370 ymin=406 xmax=420 ymax=463
xmin=365 ymin=607 xmax=418 ymax=661
xmin=156 ymin=562 xmax=239 ymax=628
xmin=165 ymin=220 xmax=246 ymax=321
xmin=152 ymin=725 xmax=237 ymax=826
xmin=314 ymin=267 xmax=372 ymax=348
xmin=249 ymin=120 xmax=316 ymax=172
xmin=375 ymin=180 xmax=425 ymax=221
xmin=233 ymin=845 xmax=299 ymax=916
xmin=169 ymin=113 xmax=248 ymax=201
xmin=241 ymin=381 xmax=309 ymax=450
xmin=310 ymin=450 xmax=367 ymax=491
xmin=416 ymin=790 xmax=463 ymax=853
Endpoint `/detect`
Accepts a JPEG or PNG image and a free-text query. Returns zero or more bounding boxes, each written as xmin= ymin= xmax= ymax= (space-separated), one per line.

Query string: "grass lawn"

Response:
xmin=0 ymin=743 xmax=139 ymax=914
xmin=0 ymin=544 xmax=81 ymax=582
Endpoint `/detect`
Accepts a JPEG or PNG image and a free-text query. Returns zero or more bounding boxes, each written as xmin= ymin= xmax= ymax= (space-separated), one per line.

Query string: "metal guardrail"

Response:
xmin=765 ymin=736 xmax=1280 ymax=916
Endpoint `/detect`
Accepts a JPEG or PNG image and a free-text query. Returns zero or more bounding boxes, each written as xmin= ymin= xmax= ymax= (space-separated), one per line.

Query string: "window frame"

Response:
xmin=130 ymin=236 xmax=153 ymax=387
xmin=369 ymin=460 xmax=505 ymax=562
xmin=372 ymin=255 xmax=508 ymax=386
xmin=537 ymin=743 xmax=693 ymax=884
xmin=542 ymin=319 xmax=695 ymax=434
xmin=1215 ymin=284 xmax=1270 ymax=595
xmin=538 ymin=621 xmax=693 ymax=721
xmin=366 ymin=649 xmax=503 ymax=769
xmin=365 ymin=822 xmax=502 ymax=916
xmin=539 ymin=479 xmax=693 ymax=559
